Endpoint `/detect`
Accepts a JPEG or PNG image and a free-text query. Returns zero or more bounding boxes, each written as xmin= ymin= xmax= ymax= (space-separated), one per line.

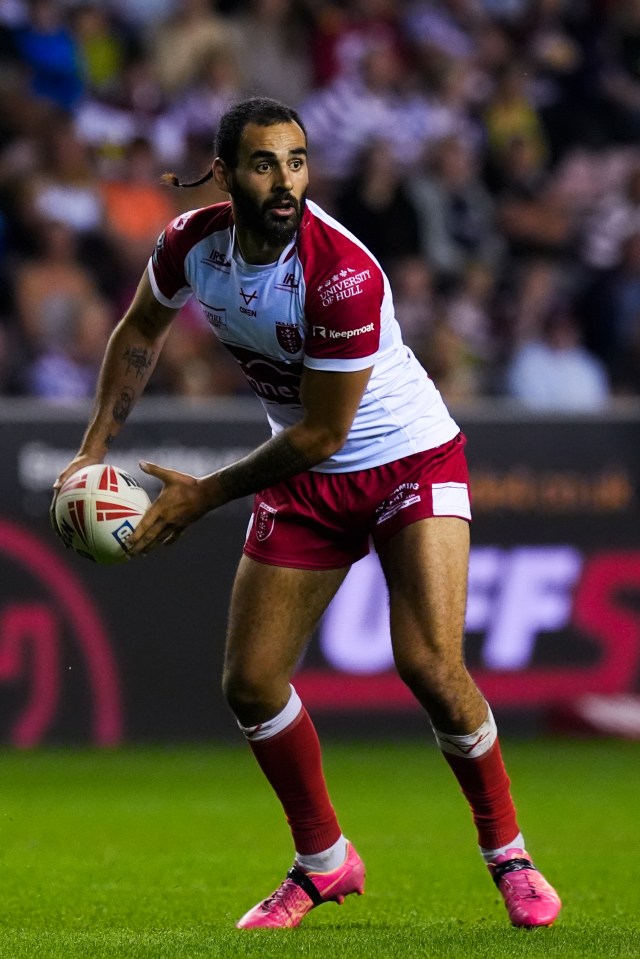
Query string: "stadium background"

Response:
xmin=1 ymin=0 xmax=640 ymax=747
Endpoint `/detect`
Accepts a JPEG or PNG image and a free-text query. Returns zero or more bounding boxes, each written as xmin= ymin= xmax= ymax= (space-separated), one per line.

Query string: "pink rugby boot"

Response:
xmin=236 ymin=842 xmax=365 ymax=929
xmin=488 ymin=848 xmax=562 ymax=928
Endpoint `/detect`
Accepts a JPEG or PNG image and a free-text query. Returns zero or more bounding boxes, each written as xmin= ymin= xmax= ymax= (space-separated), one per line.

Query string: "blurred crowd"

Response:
xmin=1 ymin=0 xmax=640 ymax=410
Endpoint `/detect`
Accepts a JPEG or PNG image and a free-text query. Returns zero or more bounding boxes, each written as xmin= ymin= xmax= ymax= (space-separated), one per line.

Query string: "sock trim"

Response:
xmin=433 ymin=706 xmax=497 ymax=759
xmin=238 ymin=685 xmax=302 ymax=741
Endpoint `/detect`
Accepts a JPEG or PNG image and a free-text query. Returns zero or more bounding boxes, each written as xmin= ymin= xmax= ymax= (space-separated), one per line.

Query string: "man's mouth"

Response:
xmin=267 ymin=199 xmax=296 ymax=217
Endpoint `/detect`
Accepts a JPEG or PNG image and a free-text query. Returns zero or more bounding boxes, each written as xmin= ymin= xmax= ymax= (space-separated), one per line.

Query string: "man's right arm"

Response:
xmin=51 ymin=271 xmax=178 ymax=523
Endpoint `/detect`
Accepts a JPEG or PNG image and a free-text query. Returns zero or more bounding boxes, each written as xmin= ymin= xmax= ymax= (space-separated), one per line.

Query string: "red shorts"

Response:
xmin=243 ymin=432 xmax=471 ymax=570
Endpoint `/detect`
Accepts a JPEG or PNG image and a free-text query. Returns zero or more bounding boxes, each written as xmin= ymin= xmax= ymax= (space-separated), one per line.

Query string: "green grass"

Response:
xmin=0 ymin=740 xmax=638 ymax=958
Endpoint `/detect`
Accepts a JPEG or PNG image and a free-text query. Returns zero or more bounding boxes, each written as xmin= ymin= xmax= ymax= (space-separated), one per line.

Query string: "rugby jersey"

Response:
xmin=148 ymin=198 xmax=459 ymax=472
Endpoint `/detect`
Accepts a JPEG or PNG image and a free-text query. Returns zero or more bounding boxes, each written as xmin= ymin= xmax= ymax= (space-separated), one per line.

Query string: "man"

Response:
xmin=52 ymin=98 xmax=561 ymax=930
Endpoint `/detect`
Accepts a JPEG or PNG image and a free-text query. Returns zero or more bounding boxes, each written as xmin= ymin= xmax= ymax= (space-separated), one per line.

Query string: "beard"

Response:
xmin=230 ymin=181 xmax=306 ymax=246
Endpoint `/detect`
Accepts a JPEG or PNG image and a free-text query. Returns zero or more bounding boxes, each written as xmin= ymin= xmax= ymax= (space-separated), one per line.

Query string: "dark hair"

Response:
xmin=162 ymin=97 xmax=307 ymax=189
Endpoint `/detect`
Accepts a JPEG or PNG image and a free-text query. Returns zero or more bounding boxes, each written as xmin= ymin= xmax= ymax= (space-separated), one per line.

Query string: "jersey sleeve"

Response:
xmin=147 ymin=210 xmax=198 ymax=309
xmin=303 ymin=250 xmax=383 ymax=372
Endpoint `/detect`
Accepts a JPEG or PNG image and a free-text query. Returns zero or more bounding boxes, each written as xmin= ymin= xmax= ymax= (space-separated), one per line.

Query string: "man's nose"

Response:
xmin=273 ymin=163 xmax=293 ymax=191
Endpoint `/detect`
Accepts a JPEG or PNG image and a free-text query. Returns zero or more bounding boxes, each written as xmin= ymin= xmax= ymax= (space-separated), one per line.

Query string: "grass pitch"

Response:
xmin=0 ymin=739 xmax=638 ymax=958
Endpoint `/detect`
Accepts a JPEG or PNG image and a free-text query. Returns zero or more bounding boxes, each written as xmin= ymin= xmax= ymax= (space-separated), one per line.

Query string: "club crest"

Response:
xmin=276 ymin=322 xmax=303 ymax=355
xmin=255 ymin=502 xmax=277 ymax=541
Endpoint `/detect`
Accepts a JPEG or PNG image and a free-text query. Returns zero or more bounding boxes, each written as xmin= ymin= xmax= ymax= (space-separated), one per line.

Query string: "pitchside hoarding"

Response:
xmin=0 ymin=400 xmax=638 ymax=744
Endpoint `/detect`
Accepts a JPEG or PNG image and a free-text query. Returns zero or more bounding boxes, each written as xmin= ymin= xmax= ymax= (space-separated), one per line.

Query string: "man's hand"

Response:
xmin=123 ymin=461 xmax=220 ymax=556
xmin=50 ymin=453 xmax=103 ymax=542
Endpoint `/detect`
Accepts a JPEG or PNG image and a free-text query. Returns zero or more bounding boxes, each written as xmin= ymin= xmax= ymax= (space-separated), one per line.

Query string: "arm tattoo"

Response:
xmin=217 ymin=433 xmax=312 ymax=500
xmin=123 ymin=346 xmax=154 ymax=379
xmin=113 ymin=387 xmax=135 ymax=425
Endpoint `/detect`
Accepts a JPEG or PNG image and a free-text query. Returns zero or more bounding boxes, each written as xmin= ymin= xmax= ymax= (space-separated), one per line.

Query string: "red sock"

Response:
xmin=247 ymin=707 xmax=342 ymax=855
xmin=442 ymin=740 xmax=520 ymax=850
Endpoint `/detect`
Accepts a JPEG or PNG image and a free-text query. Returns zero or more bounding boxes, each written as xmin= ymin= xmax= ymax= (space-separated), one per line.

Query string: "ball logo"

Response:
xmin=0 ymin=518 xmax=123 ymax=747
xmin=113 ymin=520 xmax=135 ymax=545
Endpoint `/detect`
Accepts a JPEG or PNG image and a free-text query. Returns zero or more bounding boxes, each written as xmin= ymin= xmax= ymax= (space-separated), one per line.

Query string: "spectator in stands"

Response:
xmin=306 ymin=0 xmax=405 ymax=89
xmin=148 ymin=0 xmax=237 ymax=97
xmin=159 ymin=52 xmax=248 ymax=167
xmin=69 ymin=3 xmax=128 ymax=97
xmin=505 ymin=300 xmax=610 ymax=410
xmin=12 ymin=218 xmax=101 ymax=385
xmin=99 ymin=135 xmax=180 ymax=277
xmin=390 ymin=254 xmax=436 ymax=355
xmin=12 ymin=0 xmax=83 ymax=111
xmin=598 ymin=0 xmax=640 ymax=144
xmin=230 ymin=0 xmax=311 ymax=106
xmin=23 ymin=111 xmax=104 ymax=235
xmin=409 ymin=133 xmax=504 ymax=286
xmin=577 ymin=157 xmax=640 ymax=362
xmin=439 ymin=260 xmax=498 ymax=390
xmin=493 ymin=134 xmax=573 ymax=263
xmin=301 ymin=38 xmax=432 ymax=182
xmin=482 ymin=60 xmax=549 ymax=181
xmin=74 ymin=52 xmax=168 ymax=169
xmin=20 ymin=294 xmax=113 ymax=400
xmin=335 ymin=139 xmax=422 ymax=271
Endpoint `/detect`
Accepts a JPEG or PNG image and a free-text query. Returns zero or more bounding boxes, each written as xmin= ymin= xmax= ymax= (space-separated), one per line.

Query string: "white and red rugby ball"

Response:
xmin=55 ymin=464 xmax=151 ymax=564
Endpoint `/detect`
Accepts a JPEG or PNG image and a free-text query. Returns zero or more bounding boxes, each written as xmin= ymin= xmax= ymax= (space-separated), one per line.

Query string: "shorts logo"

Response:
xmin=255 ymin=503 xmax=277 ymax=541
xmin=375 ymin=483 xmax=421 ymax=525
xmin=276 ymin=322 xmax=303 ymax=354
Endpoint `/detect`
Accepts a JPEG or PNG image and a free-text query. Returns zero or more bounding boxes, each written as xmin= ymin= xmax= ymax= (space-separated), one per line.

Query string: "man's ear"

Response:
xmin=213 ymin=157 xmax=231 ymax=194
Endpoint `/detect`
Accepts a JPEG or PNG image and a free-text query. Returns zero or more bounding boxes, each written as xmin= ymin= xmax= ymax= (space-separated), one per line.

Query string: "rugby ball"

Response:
xmin=55 ymin=463 xmax=151 ymax=564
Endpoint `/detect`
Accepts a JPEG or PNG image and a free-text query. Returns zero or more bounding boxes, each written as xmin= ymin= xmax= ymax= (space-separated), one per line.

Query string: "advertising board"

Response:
xmin=0 ymin=401 xmax=638 ymax=744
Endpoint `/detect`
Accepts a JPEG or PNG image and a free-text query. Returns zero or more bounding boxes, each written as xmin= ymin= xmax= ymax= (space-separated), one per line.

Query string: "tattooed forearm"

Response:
xmin=123 ymin=346 xmax=154 ymax=379
xmin=113 ymin=387 xmax=135 ymax=424
xmin=216 ymin=433 xmax=312 ymax=500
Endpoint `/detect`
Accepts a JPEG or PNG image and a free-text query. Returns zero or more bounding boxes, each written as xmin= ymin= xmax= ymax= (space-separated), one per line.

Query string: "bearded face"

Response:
xmin=229 ymin=177 xmax=306 ymax=246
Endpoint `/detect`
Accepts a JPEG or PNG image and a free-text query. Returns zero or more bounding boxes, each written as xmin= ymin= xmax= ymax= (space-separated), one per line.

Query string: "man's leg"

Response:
xmin=377 ymin=517 xmax=561 ymax=928
xmin=223 ymin=555 xmax=365 ymax=928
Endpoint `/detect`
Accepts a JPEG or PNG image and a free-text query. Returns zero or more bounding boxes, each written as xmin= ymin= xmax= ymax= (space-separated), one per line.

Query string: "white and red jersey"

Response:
xmin=147 ymin=198 xmax=459 ymax=472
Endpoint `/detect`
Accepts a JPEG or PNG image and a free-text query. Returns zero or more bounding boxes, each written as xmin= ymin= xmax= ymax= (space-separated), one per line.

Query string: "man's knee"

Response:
xmin=222 ymin=663 xmax=284 ymax=720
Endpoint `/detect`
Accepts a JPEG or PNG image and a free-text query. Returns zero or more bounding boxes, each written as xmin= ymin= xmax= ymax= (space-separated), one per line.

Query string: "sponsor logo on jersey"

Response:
xmin=202 ymin=249 xmax=231 ymax=271
xmin=255 ymin=502 xmax=277 ymax=541
xmin=226 ymin=345 xmax=302 ymax=405
xmin=318 ymin=268 xmax=372 ymax=306
xmin=275 ymin=271 xmax=299 ymax=293
xmin=239 ymin=288 xmax=258 ymax=317
xmin=312 ymin=325 xmax=326 ymax=338
xmin=276 ymin=322 xmax=303 ymax=354
xmin=333 ymin=322 xmax=374 ymax=339
xmin=199 ymin=300 xmax=228 ymax=329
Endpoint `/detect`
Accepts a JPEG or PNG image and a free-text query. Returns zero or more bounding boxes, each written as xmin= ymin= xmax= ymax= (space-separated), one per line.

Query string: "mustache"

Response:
xmin=264 ymin=194 xmax=299 ymax=211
